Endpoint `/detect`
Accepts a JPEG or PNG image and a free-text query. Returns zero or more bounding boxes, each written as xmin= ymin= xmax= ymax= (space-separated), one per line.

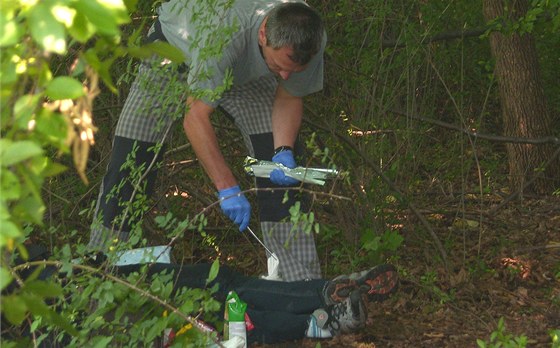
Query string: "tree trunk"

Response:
xmin=482 ymin=0 xmax=559 ymax=195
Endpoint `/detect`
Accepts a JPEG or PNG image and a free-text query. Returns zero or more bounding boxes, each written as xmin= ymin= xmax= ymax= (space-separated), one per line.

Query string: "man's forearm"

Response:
xmin=272 ymin=85 xmax=304 ymax=150
xmin=183 ymin=99 xmax=237 ymax=190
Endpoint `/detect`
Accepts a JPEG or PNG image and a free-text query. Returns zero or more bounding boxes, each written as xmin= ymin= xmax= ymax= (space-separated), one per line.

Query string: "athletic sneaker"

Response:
xmin=323 ymin=264 xmax=398 ymax=305
xmin=310 ymin=290 xmax=367 ymax=336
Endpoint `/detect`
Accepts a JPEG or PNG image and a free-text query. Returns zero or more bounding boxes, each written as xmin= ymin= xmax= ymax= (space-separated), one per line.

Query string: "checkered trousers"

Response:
xmin=261 ymin=222 xmax=322 ymax=281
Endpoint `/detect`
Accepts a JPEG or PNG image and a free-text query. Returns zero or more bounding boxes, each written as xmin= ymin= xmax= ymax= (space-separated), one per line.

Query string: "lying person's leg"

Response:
xmin=116 ymin=262 xmax=399 ymax=313
xmin=116 ymin=263 xmax=370 ymax=344
xmin=246 ymin=289 xmax=367 ymax=345
xmin=117 ymin=263 xmax=327 ymax=313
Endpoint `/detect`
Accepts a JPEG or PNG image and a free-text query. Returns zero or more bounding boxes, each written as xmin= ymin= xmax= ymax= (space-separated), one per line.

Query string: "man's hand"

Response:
xmin=218 ymin=185 xmax=251 ymax=231
xmin=270 ymin=149 xmax=300 ymax=186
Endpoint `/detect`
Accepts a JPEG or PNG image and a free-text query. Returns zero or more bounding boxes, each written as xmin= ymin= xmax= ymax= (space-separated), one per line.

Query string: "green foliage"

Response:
xmin=476 ymin=318 xmax=528 ymax=348
xmin=2 ymin=0 xmax=134 ymax=250
xmin=1 ymin=0 xmax=236 ymax=345
xmin=289 ymin=201 xmax=320 ymax=236
xmin=361 ymin=228 xmax=404 ymax=264
xmin=419 ymin=270 xmax=454 ymax=304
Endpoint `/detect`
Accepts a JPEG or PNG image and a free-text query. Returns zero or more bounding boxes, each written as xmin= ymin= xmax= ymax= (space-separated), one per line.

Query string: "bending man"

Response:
xmin=90 ymin=0 xmax=327 ymax=281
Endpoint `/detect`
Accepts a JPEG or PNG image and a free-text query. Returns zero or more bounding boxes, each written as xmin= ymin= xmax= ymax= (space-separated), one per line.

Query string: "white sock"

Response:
xmin=306 ymin=312 xmax=333 ymax=338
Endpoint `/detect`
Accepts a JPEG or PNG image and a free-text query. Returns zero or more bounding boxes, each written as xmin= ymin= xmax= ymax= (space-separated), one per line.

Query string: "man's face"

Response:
xmin=261 ymin=45 xmax=307 ymax=80
xmin=258 ymin=17 xmax=307 ymax=80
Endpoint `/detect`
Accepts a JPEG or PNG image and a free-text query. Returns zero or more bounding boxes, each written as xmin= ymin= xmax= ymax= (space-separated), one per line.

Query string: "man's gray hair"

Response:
xmin=265 ymin=2 xmax=324 ymax=65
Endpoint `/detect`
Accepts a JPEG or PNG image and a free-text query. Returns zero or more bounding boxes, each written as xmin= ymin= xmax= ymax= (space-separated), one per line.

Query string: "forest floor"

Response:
xmin=238 ymin=195 xmax=560 ymax=348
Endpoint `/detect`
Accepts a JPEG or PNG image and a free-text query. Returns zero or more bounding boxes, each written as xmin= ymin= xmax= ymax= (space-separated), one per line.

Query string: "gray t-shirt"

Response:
xmin=158 ymin=0 xmax=325 ymax=107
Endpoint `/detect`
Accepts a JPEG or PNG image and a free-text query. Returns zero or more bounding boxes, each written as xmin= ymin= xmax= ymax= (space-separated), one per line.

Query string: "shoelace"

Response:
xmin=325 ymin=300 xmax=349 ymax=333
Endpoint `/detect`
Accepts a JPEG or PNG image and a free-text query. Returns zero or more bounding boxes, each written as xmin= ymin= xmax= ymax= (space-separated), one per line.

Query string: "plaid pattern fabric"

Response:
xmin=114 ymin=56 xmax=189 ymax=143
xmin=261 ymin=221 xmax=322 ymax=281
xmin=219 ymin=75 xmax=277 ymax=154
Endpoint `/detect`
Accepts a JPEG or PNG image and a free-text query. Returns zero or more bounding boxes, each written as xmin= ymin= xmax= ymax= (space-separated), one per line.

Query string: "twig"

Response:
xmin=382 ymin=27 xmax=488 ymax=49
xmin=392 ymin=110 xmax=560 ymax=145
xmin=514 ymin=244 xmax=560 ymax=253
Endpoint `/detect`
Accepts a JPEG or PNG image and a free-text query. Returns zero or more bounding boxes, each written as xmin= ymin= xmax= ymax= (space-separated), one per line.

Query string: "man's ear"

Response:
xmin=258 ymin=17 xmax=268 ymax=46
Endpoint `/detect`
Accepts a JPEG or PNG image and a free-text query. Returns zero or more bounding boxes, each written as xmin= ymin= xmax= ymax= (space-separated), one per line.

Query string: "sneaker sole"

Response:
xmin=359 ymin=264 xmax=399 ymax=302
xmin=326 ymin=264 xmax=399 ymax=304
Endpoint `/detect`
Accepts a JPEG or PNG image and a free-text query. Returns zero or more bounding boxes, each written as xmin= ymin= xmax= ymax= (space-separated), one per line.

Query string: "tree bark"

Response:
xmin=482 ymin=0 xmax=559 ymax=195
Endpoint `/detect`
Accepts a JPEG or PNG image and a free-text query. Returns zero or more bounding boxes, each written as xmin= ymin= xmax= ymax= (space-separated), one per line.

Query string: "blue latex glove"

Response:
xmin=218 ymin=185 xmax=251 ymax=231
xmin=270 ymin=149 xmax=300 ymax=186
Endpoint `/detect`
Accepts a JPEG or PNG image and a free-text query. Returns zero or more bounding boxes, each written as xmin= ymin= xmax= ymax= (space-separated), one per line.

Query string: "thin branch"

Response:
xmin=514 ymin=243 xmax=560 ymax=253
xmin=382 ymin=27 xmax=488 ymax=49
xmin=392 ymin=110 xmax=560 ymax=145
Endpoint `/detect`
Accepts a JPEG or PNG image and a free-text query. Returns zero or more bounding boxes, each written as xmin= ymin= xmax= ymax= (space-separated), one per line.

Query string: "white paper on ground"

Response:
xmin=71 ymin=246 xmax=172 ymax=266
xmin=261 ymin=254 xmax=281 ymax=281
xmin=114 ymin=246 xmax=171 ymax=266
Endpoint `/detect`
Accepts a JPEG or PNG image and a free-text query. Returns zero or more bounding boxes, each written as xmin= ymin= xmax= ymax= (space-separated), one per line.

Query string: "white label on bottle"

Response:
xmin=228 ymin=321 xmax=247 ymax=348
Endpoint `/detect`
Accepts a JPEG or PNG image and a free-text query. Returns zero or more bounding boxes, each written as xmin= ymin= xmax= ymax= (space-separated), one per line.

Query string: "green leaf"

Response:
xmin=146 ymin=319 xmax=167 ymax=342
xmin=0 ymin=201 xmax=9 ymax=219
xmin=0 ymin=140 xmax=43 ymax=166
xmin=22 ymin=293 xmax=79 ymax=336
xmin=179 ymin=299 xmax=194 ymax=314
xmin=83 ymin=49 xmax=117 ymax=93
xmin=206 ymin=259 xmax=220 ymax=285
xmin=1 ymin=169 xmax=21 ymax=201
xmin=51 ymin=4 xmax=77 ymax=28
xmin=0 ymin=267 xmax=13 ymax=291
xmin=16 ymin=242 xmax=30 ymax=261
xmin=313 ymin=222 xmax=320 ymax=234
xmin=28 ymin=3 xmax=67 ymax=54
xmin=360 ymin=228 xmax=380 ymax=251
xmin=13 ymin=196 xmax=45 ymax=225
xmin=122 ymin=0 xmax=138 ymax=12
xmin=30 ymin=317 xmax=42 ymax=333
xmin=91 ymin=336 xmax=113 ymax=348
xmin=1 ymin=295 xmax=28 ymax=325
xmin=45 ymin=76 xmax=85 ymax=100
xmin=25 ymin=280 xmax=63 ymax=298
xmin=72 ymin=0 xmax=124 ymax=37
xmin=68 ymin=11 xmax=94 ymax=42
xmin=128 ymin=42 xmax=186 ymax=64
xmin=381 ymin=230 xmax=404 ymax=251
xmin=14 ymin=94 xmax=41 ymax=131
xmin=0 ymin=10 xmax=23 ymax=47
xmin=36 ymin=109 xmax=69 ymax=147
xmin=0 ymin=219 xmax=22 ymax=249
xmin=42 ymin=161 xmax=68 ymax=177
xmin=0 ymin=53 xmax=17 ymax=88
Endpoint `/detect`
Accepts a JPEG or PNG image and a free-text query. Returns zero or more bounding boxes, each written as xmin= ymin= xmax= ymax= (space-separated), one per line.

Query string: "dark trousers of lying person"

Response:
xmin=5 ymin=247 xmax=398 ymax=346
